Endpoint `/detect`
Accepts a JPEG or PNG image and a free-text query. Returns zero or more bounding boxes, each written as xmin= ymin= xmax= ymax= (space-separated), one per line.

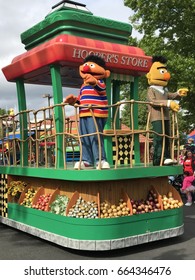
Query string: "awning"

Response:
xmin=187 ymin=130 xmax=195 ymax=141
xmin=2 ymin=34 xmax=152 ymax=87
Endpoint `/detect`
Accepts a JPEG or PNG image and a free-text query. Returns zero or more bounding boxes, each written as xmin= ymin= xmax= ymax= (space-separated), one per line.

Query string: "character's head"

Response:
xmin=188 ymin=138 xmax=194 ymax=144
xmin=146 ymin=56 xmax=170 ymax=86
xmin=79 ymin=54 xmax=110 ymax=80
xmin=185 ymin=150 xmax=193 ymax=158
xmin=9 ymin=108 xmax=15 ymax=116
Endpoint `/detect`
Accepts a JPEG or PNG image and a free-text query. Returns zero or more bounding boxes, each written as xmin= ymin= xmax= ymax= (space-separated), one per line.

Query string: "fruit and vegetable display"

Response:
xmin=131 ymin=188 xmax=162 ymax=215
xmin=67 ymin=196 xmax=98 ymax=218
xmin=50 ymin=194 xmax=69 ymax=215
xmin=8 ymin=180 xmax=27 ymax=200
xmin=10 ymin=182 xmax=183 ymax=217
xmin=20 ymin=187 xmax=37 ymax=208
xmin=161 ymin=191 xmax=183 ymax=209
xmin=100 ymin=198 xmax=131 ymax=218
xmin=32 ymin=193 xmax=52 ymax=211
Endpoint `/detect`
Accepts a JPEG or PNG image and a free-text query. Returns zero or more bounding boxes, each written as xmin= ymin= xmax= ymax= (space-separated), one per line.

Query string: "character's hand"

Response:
xmin=170 ymin=101 xmax=180 ymax=112
xmin=178 ymin=88 xmax=189 ymax=97
xmin=84 ymin=74 xmax=97 ymax=86
xmin=64 ymin=94 xmax=77 ymax=105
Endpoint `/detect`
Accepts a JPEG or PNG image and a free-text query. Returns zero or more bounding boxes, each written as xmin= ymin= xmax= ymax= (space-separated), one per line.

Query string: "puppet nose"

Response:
xmin=164 ymin=72 xmax=171 ymax=80
xmin=83 ymin=65 xmax=90 ymax=72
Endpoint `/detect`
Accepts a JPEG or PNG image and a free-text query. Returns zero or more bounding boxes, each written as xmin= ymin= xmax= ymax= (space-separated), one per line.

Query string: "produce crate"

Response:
xmin=126 ymin=185 xmax=163 ymax=215
xmin=66 ymin=191 xmax=100 ymax=218
xmin=18 ymin=185 xmax=38 ymax=205
xmin=154 ymin=184 xmax=183 ymax=210
xmin=7 ymin=180 xmax=27 ymax=203
xmin=48 ymin=192 xmax=70 ymax=215
xmin=32 ymin=187 xmax=60 ymax=212
xmin=99 ymin=189 xmax=132 ymax=218
xmin=154 ymin=184 xmax=183 ymax=202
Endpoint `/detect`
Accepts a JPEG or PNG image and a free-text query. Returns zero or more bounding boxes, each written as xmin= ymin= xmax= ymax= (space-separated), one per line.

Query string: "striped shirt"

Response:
xmin=78 ymin=79 xmax=108 ymax=118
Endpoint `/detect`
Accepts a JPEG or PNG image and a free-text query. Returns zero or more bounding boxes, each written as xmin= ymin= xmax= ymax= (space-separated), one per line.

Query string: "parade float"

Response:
xmin=0 ymin=1 xmax=183 ymax=251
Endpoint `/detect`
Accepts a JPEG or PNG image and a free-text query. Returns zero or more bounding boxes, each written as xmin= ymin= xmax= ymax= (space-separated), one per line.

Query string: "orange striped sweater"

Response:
xmin=78 ymin=80 xmax=108 ymax=118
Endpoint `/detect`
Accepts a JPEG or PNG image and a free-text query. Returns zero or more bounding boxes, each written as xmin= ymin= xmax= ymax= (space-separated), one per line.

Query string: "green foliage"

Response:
xmin=122 ymin=0 xmax=195 ymax=134
xmin=0 ymin=108 xmax=7 ymax=116
xmin=120 ymin=79 xmax=148 ymax=129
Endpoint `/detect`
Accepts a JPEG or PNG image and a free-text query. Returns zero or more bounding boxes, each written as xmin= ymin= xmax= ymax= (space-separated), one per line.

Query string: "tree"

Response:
xmin=0 ymin=108 xmax=7 ymax=116
xmin=123 ymin=0 xmax=195 ymax=137
xmin=120 ymin=77 xmax=148 ymax=129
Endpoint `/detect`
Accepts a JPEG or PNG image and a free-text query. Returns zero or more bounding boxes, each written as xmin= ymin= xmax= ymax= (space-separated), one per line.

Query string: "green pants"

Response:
xmin=152 ymin=120 xmax=171 ymax=166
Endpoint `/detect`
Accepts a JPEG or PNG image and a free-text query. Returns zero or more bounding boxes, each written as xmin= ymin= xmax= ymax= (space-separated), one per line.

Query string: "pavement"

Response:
xmin=0 ymin=198 xmax=195 ymax=260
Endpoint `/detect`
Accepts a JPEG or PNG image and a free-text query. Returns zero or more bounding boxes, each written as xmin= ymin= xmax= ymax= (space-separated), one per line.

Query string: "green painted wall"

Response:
xmin=8 ymin=203 xmax=183 ymax=240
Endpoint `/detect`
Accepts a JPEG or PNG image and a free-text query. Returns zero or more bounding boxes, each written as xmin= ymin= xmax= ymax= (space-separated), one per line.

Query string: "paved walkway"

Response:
xmin=0 ymin=201 xmax=195 ymax=260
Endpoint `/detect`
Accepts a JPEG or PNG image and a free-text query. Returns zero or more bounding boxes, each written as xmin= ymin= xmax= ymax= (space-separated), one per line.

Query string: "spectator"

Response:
xmin=181 ymin=171 xmax=195 ymax=206
xmin=184 ymin=138 xmax=195 ymax=154
xmin=179 ymin=150 xmax=185 ymax=165
xmin=183 ymin=150 xmax=195 ymax=175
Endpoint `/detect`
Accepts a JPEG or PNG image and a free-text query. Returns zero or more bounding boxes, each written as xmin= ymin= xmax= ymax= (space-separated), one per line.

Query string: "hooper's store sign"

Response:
xmin=72 ymin=48 xmax=150 ymax=71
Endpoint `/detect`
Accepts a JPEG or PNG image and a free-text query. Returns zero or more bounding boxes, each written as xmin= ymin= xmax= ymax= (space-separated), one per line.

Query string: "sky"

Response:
xmin=0 ymin=0 xmax=137 ymax=113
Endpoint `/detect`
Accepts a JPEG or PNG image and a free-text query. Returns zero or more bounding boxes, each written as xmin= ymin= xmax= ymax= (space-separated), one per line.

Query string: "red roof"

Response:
xmin=2 ymin=34 xmax=151 ymax=85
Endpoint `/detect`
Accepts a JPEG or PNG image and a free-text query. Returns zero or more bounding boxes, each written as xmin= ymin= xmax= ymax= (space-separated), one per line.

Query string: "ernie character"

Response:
xmin=64 ymin=54 xmax=111 ymax=170
xmin=146 ymin=56 xmax=188 ymax=166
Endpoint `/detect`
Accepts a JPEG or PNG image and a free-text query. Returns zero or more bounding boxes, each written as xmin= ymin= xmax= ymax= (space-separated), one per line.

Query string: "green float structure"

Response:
xmin=0 ymin=1 xmax=183 ymax=251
